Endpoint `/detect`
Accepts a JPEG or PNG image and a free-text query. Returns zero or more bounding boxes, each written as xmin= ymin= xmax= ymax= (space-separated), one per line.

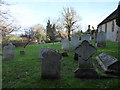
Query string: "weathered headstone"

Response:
xmin=20 ymin=51 xmax=25 ymax=55
xmin=41 ymin=49 xmax=62 ymax=79
xmin=74 ymin=40 xmax=98 ymax=78
xmin=71 ymin=36 xmax=79 ymax=50
xmin=41 ymin=40 xmax=45 ymax=44
xmin=81 ymin=34 xmax=91 ymax=42
xmin=0 ymin=43 xmax=2 ymax=51
xmin=61 ymin=39 xmax=70 ymax=51
xmin=3 ymin=43 xmax=15 ymax=60
xmin=38 ymin=47 xmax=51 ymax=59
xmin=96 ymin=31 xmax=106 ymax=47
xmin=96 ymin=53 xmax=120 ymax=74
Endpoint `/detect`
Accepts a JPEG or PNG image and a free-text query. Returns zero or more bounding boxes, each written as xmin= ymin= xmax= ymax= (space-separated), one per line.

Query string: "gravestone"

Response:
xmin=20 ymin=51 xmax=25 ymax=55
xmin=0 ymin=43 xmax=2 ymax=51
xmin=81 ymin=34 xmax=91 ymax=42
xmin=41 ymin=40 xmax=45 ymax=44
xmin=61 ymin=39 xmax=70 ymax=51
xmin=71 ymin=36 xmax=79 ymax=50
xmin=96 ymin=53 xmax=120 ymax=74
xmin=41 ymin=49 xmax=62 ymax=79
xmin=38 ymin=47 xmax=51 ymax=59
xmin=96 ymin=31 xmax=106 ymax=47
xmin=3 ymin=43 xmax=15 ymax=60
xmin=74 ymin=40 xmax=98 ymax=78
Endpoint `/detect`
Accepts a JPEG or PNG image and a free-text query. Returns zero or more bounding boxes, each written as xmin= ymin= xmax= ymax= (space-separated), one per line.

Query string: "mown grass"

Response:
xmin=2 ymin=41 xmax=120 ymax=88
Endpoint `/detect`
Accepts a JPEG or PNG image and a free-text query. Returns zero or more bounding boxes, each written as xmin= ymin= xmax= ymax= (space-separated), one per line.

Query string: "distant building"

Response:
xmin=97 ymin=7 xmax=119 ymax=42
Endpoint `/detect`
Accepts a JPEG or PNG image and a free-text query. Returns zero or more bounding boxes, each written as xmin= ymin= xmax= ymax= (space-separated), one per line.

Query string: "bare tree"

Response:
xmin=22 ymin=27 xmax=36 ymax=48
xmin=0 ymin=0 xmax=20 ymax=43
xmin=61 ymin=7 xmax=80 ymax=40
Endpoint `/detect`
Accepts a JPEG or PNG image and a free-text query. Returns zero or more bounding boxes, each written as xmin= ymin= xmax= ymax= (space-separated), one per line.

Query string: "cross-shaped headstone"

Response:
xmin=74 ymin=40 xmax=98 ymax=78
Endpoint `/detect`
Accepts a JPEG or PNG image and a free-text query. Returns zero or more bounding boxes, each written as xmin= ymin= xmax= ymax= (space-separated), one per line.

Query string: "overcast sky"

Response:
xmin=3 ymin=0 xmax=119 ymax=33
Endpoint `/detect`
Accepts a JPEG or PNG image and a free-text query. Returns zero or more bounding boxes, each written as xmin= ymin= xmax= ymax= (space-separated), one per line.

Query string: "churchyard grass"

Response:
xmin=2 ymin=41 xmax=120 ymax=88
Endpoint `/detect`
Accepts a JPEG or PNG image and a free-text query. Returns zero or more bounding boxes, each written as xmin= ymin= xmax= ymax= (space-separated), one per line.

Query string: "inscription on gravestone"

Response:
xmin=96 ymin=53 xmax=120 ymax=74
xmin=74 ymin=40 xmax=98 ymax=78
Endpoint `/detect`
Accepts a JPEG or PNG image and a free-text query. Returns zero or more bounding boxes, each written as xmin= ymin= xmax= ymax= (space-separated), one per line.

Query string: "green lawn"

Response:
xmin=2 ymin=41 xmax=120 ymax=88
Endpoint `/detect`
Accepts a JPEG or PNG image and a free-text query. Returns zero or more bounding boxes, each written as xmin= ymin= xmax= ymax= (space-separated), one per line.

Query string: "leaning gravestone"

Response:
xmin=96 ymin=53 xmax=120 ymax=74
xmin=38 ymin=47 xmax=51 ymax=60
xmin=74 ymin=40 xmax=98 ymax=78
xmin=3 ymin=43 xmax=15 ymax=60
xmin=41 ymin=49 xmax=62 ymax=79
xmin=71 ymin=36 xmax=79 ymax=50
xmin=96 ymin=31 xmax=106 ymax=47
xmin=61 ymin=39 xmax=70 ymax=51
xmin=81 ymin=34 xmax=91 ymax=42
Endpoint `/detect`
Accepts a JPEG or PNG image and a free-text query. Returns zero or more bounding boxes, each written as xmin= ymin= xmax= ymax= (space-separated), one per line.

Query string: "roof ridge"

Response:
xmin=98 ymin=9 xmax=117 ymax=26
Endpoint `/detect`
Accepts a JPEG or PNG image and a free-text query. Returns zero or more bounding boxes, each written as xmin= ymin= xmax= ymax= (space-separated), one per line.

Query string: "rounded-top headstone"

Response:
xmin=3 ymin=43 xmax=15 ymax=60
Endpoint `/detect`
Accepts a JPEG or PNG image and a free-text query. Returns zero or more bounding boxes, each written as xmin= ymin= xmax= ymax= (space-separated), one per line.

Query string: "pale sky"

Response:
xmin=3 ymin=0 xmax=119 ymax=33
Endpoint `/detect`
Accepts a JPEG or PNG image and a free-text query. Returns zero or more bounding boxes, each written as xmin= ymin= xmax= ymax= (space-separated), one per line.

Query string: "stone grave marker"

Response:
xmin=0 ymin=43 xmax=2 ymax=51
xmin=96 ymin=31 xmax=106 ymax=47
xmin=41 ymin=49 xmax=62 ymax=79
xmin=81 ymin=34 xmax=91 ymax=42
xmin=3 ymin=43 xmax=15 ymax=60
xmin=96 ymin=53 xmax=120 ymax=74
xmin=20 ymin=51 xmax=25 ymax=55
xmin=74 ymin=40 xmax=98 ymax=78
xmin=71 ymin=36 xmax=79 ymax=50
xmin=38 ymin=47 xmax=51 ymax=60
xmin=61 ymin=39 xmax=70 ymax=51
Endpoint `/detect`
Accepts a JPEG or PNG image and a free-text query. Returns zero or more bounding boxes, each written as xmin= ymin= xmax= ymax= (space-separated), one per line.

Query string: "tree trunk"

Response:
xmin=53 ymin=40 xmax=54 ymax=45
xmin=68 ymin=28 xmax=71 ymax=41
xmin=24 ymin=41 xmax=31 ymax=48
